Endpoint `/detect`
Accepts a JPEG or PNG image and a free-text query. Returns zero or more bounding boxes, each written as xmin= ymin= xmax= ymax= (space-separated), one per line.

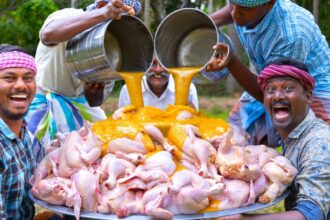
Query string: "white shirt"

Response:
xmin=118 ymin=75 xmax=199 ymax=110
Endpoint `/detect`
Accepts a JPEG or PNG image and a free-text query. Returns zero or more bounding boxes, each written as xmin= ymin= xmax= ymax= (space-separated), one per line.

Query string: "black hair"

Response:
xmin=0 ymin=44 xmax=28 ymax=54
xmin=265 ymin=58 xmax=309 ymax=72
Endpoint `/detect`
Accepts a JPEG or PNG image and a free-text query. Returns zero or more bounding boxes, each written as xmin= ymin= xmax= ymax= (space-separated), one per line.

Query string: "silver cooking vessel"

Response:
xmin=66 ymin=15 xmax=154 ymax=83
xmin=154 ymin=8 xmax=234 ymax=85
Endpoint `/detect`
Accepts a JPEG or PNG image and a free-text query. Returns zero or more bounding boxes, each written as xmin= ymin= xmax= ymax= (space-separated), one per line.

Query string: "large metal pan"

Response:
xmin=30 ymin=190 xmax=289 ymax=220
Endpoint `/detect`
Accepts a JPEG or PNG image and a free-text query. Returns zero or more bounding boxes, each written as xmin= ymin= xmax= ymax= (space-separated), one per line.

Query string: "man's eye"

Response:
xmin=265 ymin=87 xmax=274 ymax=94
xmin=4 ymin=76 xmax=15 ymax=82
xmin=284 ymin=86 xmax=293 ymax=92
xmin=24 ymin=76 xmax=34 ymax=82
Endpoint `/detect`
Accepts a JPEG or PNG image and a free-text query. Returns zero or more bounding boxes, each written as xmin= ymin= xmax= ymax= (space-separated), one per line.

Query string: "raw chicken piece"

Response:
xmin=98 ymin=183 xmax=144 ymax=217
xmin=176 ymin=110 xmax=193 ymax=120
xmin=97 ymin=153 xmax=136 ymax=189
xmin=136 ymin=151 xmax=176 ymax=176
xmin=107 ymin=137 xmax=146 ymax=161
xmin=168 ymin=124 xmax=216 ymax=177
xmin=259 ymin=156 xmax=298 ymax=203
xmin=58 ymin=125 xmax=102 ymax=178
xmin=230 ymin=124 xmax=250 ymax=146
xmin=121 ymin=151 xmax=176 ymax=189
xmin=144 ymin=124 xmax=175 ymax=152
xmin=142 ymin=182 xmax=225 ymax=219
xmin=169 ymin=170 xmax=223 ymax=193
xmin=244 ymin=144 xmax=280 ymax=167
xmin=112 ymin=105 xmax=136 ymax=120
xmin=30 ymin=148 xmax=60 ymax=184
xmin=31 ymin=177 xmax=72 ymax=206
xmin=212 ymin=178 xmax=251 ymax=210
xmin=216 ymin=127 xmax=262 ymax=182
xmin=67 ymin=170 xmax=101 ymax=220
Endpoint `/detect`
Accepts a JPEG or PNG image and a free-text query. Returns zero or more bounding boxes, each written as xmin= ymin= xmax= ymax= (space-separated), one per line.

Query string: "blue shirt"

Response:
xmin=230 ymin=0 xmax=330 ymax=130
xmin=281 ymin=110 xmax=330 ymax=220
xmin=236 ymin=0 xmax=330 ymax=84
xmin=0 ymin=118 xmax=43 ymax=220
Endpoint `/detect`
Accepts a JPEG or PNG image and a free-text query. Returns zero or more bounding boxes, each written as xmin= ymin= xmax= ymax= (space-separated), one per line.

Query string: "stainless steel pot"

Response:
xmin=66 ymin=15 xmax=154 ymax=83
xmin=154 ymin=8 xmax=234 ymax=85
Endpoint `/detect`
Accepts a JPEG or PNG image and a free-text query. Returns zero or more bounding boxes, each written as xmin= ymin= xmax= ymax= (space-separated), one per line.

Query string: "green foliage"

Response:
xmin=295 ymin=0 xmax=330 ymax=44
xmin=200 ymin=106 xmax=229 ymax=120
xmin=0 ymin=0 xmax=58 ymax=55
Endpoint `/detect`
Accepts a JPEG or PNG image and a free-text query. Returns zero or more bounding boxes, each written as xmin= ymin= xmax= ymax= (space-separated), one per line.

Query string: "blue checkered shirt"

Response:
xmin=0 ymin=118 xmax=43 ymax=220
xmin=228 ymin=0 xmax=330 ymax=130
xmin=281 ymin=110 xmax=330 ymax=220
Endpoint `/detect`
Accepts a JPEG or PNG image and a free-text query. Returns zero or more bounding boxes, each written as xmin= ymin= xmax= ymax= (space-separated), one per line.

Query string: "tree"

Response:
xmin=0 ymin=0 xmax=58 ymax=55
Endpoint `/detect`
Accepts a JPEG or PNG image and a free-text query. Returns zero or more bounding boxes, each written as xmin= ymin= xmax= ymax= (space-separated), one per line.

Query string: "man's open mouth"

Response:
xmin=272 ymin=105 xmax=290 ymax=121
xmin=152 ymin=73 xmax=163 ymax=79
xmin=9 ymin=93 xmax=29 ymax=103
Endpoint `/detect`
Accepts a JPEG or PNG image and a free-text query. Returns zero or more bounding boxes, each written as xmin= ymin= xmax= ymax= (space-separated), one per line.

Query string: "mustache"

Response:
xmin=146 ymin=71 xmax=169 ymax=78
xmin=270 ymin=100 xmax=290 ymax=107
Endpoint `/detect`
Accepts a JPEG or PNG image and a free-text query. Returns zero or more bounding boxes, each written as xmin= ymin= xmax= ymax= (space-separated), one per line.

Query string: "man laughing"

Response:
xmin=0 ymin=44 xmax=43 ymax=219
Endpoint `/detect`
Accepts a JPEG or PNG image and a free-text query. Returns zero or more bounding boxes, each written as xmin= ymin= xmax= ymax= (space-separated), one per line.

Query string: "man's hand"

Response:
xmin=101 ymin=0 xmax=137 ymax=20
xmin=84 ymin=82 xmax=105 ymax=107
xmin=206 ymin=43 xmax=232 ymax=72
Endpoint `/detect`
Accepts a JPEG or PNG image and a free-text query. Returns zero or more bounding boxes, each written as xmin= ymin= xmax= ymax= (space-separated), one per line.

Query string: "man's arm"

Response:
xmin=210 ymin=5 xmax=233 ymax=27
xmin=226 ymin=56 xmax=263 ymax=102
xmin=41 ymin=0 xmax=133 ymax=45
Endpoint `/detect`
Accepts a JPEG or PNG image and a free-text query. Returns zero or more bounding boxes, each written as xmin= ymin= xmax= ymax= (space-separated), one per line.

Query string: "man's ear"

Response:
xmin=305 ymin=90 xmax=313 ymax=105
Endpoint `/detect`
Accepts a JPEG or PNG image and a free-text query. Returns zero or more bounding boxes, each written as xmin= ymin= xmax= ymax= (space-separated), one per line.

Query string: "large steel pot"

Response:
xmin=154 ymin=8 xmax=234 ymax=85
xmin=66 ymin=15 xmax=154 ymax=83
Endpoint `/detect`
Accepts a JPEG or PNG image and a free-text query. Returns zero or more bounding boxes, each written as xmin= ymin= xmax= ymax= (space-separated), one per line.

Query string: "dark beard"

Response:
xmin=2 ymin=108 xmax=26 ymax=121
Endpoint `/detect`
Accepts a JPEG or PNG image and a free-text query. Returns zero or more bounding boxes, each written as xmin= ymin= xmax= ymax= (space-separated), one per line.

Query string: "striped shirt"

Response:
xmin=281 ymin=110 xmax=330 ymax=220
xmin=0 ymin=118 xmax=43 ymax=220
xmin=236 ymin=0 xmax=330 ymax=84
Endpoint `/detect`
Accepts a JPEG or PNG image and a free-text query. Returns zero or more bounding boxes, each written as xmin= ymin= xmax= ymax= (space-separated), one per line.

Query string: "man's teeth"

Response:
xmin=11 ymin=94 xmax=28 ymax=99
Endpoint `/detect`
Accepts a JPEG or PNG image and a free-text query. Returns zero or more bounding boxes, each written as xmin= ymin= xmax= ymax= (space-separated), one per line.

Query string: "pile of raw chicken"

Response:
xmin=31 ymin=105 xmax=298 ymax=220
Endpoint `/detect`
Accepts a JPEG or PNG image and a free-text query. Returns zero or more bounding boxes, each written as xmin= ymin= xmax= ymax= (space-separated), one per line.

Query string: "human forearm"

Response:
xmin=210 ymin=5 xmax=233 ymax=27
xmin=41 ymin=0 xmax=130 ymax=45
xmin=41 ymin=9 xmax=108 ymax=44
xmin=227 ymin=56 xmax=263 ymax=102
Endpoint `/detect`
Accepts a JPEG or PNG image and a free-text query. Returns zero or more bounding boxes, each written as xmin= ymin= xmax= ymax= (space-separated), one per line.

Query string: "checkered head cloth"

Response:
xmin=0 ymin=51 xmax=37 ymax=74
xmin=230 ymin=0 xmax=271 ymax=7
xmin=258 ymin=64 xmax=315 ymax=91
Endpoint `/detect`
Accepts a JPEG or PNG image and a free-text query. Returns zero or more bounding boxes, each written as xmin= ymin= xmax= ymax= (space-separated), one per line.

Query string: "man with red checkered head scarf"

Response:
xmin=0 ymin=44 xmax=43 ymax=219
xmin=218 ymin=60 xmax=330 ymax=220
xmin=258 ymin=60 xmax=329 ymax=220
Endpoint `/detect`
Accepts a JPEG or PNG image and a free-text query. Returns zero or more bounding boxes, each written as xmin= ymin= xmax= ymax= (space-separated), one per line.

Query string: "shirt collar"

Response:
xmin=286 ymin=109 xmax=315 ymax=140
xmin=0 ymin=118 xmax=27 ymax=140
xmin=239 ymin=0 xmax=278 ymax=34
